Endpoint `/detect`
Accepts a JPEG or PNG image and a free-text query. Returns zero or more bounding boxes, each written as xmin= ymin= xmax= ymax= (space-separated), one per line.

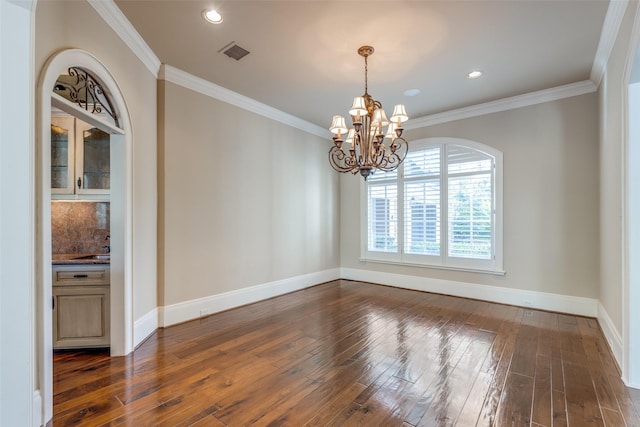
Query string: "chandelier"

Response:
xmin=328 ymin=46 xmax=409 ymax=180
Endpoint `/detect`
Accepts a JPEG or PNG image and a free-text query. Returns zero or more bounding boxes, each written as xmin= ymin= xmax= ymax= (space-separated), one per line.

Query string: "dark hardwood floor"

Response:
xmin=53 ymin=280 xmax=640 ymax=426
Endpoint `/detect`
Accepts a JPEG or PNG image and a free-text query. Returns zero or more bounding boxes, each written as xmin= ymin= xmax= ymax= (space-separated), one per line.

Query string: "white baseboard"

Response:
xmin=141 ymin=268 xmax=614 ymax=359
xmin=130 ymin=269 xmax=631 ymax=388
xmin=134 ymin=307 xmax=159 ymax=348
xmin=33 ymin=390 xmax=42 ymax=427
xmin=626 ymin=381 xmax=640 ymax=390
xmin=159 ymin=268 xmax=340 ymax=328
xmin=598 ymin=301 xmax=624 ymax=373
xmin=340 ymin=267 xmax=599 ymax=317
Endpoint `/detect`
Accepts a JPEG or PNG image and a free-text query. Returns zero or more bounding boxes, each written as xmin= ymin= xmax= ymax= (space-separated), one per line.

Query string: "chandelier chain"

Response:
xmin=364 ymin=55 xmax=368 ymax=94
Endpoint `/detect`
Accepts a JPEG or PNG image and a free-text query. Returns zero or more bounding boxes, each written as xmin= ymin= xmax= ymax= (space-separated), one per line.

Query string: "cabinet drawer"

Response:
xmin=53 ymin=265 xmax=110 ymax=286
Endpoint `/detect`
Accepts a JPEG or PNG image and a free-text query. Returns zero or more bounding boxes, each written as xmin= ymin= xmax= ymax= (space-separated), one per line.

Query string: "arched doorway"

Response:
xmin=37 ymin=49 xmax=134 ymax=422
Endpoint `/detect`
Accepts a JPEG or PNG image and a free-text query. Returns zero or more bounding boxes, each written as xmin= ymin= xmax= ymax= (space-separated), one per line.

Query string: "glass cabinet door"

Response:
xmin=76 ymin=120 xmax=110 ymax=194
xmin=50 ymin=116 xmax=74 ymax=194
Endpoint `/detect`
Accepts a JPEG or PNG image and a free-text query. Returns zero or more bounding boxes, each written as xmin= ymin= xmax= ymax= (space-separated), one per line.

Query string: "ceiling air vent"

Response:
xmin=219 ymin=42 xmax=250 ymax=61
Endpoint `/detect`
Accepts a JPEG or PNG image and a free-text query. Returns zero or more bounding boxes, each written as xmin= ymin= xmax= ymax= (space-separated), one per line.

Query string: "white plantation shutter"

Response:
xmin=405 ymin=180 xmax=440 ymax=255
xmin=364 ymin=139 xmax=502 ymax=273
xmin=448 ymin=174 xmax=492 ymax=258
xmin=447 ymin=144 xmax=491 ymax=173
xmin=404 ymin=147 xmax=441 ymax=256
xmin=367 ymin=168 xmax=397 ymax=182
xmin=404 ymin=147 xmax=440 ymax=178
xmin=447 ymin=145 xmax=493 ymax=259
xmin=367 ymin=183 xmax=397 ymax=252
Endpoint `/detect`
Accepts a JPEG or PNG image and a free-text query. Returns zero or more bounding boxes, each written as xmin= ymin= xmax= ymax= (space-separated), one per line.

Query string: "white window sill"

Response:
xmin=359 ymin=257 xmax=506 ymax=276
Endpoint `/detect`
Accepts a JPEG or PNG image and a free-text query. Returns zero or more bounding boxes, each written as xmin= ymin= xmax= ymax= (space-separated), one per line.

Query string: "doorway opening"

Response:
xmin=51 ymin=78 xmax=113 ymax=350
xmin=38 ymin=49 xmax=133 ymax=423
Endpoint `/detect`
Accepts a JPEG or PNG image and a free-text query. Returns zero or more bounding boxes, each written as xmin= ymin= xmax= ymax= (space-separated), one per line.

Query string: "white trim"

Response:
xmin=358 ymin=257 xmax=506 ymax=276
xmin=598 ymin=301 xmax=624 ymax=373
xmin=591 ymin=0 xmax=629 ymax=87
xmin=160 ymin=64 xmax=330 ymax=139
xmin=32 ymin=391 xmax=41 ymax=427
xmin=38 ymin=48 xmax=135 ymax=423
xmin=340 ymin=267 xmax=599 ymax=317
xmin=134 ymin=308 xmax=158 ymax=348
xmin=622 ymin=1 xmax=640 ymax=390
xmin=39 ymin=48 xmax=135 ymax=352
xmin=1 ymin=1 xmax=36 ymax=425
xmin=624 ymin=81 xmax=640 ymax=388
xmin=86 ymin=0 xmax=160 ymax=77
xmin=51 ymin=92 xmax=125 ymax=135
xmin=159 ymin=268 xmax=340 ymax=327
xmin=406 ymin=81 xmax=596 ymax=130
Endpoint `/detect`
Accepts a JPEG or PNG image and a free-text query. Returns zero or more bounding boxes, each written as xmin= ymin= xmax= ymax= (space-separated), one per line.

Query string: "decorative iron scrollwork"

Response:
xmin=53 ymin=67 xmax=119 ymax=127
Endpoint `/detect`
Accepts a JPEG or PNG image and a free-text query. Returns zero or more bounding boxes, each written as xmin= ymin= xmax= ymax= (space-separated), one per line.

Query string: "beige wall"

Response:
xmin=158 ymin=81 xmax=339 ymax=306
xmin=599 ymin=0 xmax=639 ymax=334
xmin=341 ymin=93 xmax=600 ymax=299
xmin=31 ymin=0 xmax=607 ymax=326
xmin=35 ymin=0 xmax=158 ymax=321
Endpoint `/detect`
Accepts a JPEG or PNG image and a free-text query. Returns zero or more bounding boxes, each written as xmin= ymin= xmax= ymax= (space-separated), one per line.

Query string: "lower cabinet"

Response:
xmin=52 ymin=265 xmax=110 ymax=349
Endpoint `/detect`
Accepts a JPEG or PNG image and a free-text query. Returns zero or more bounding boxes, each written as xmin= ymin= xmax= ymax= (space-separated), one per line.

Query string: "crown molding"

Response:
xmin=405 ymin=80 xmax=597 ymax=130
xmin=591 ymin=0 xmax=629 ymax=87
xmin=160 ymin=64 xmax=330 ymax=138
xmin=87 ymin=0 xmax=604 ymax=135
xmin=87 ymin=0 xmax=161 ymax=77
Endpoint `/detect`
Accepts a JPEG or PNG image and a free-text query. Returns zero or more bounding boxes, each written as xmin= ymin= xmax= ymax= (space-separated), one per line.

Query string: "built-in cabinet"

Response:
xmin=52 ymin=264 xmax=110 ymax=349
xmin=51 ymin=116 xmax=110 ymax=197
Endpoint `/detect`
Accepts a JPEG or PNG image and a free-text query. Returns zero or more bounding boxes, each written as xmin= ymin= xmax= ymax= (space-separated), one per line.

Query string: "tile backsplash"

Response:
xmin=51 ymin=201 xmax=110 ymax=255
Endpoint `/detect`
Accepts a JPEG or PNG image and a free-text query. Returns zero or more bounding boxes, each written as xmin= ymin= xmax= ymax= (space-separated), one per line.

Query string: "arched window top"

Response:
xmin=52 ymin=66 xmax=119 ymax=128
xmin=410 ymin=137 xmax=501 ymax=159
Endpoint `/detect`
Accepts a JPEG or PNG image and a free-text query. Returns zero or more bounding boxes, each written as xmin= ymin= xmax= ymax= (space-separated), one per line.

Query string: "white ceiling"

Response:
xmin=115 ymin=0 xmax=610 ymax=129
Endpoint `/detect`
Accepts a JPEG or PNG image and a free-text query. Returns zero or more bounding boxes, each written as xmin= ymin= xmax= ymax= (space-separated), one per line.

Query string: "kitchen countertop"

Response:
xmin=52 ymin=254 xmax=111 ymax=265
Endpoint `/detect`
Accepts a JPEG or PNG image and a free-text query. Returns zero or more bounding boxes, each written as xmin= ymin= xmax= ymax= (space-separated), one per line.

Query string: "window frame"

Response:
xmin=360 ymin=137 xmax=504 ymax=275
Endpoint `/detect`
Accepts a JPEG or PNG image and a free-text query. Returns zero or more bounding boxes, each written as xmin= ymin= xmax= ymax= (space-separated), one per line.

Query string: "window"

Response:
xmin=362 ymin=138 xmax=503 ymax=273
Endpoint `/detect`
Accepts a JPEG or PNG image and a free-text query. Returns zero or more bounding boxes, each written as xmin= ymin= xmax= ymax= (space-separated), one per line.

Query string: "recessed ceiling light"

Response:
xmin=202 ymin=9 xmax=223 ymax=24
xmin=404 ymin=88 xmax=421 ymax=97
xmin=467 ymin=70 xmax=483 ymax=79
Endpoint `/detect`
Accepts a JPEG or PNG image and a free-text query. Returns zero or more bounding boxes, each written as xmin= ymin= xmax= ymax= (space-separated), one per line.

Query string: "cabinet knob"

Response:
xmin=77 ymin=177 xmax=81 ymax=189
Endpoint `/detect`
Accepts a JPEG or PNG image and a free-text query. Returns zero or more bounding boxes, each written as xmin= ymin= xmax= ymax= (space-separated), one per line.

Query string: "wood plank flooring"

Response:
xmin=52 ymin=280 xmax=640 ymax=426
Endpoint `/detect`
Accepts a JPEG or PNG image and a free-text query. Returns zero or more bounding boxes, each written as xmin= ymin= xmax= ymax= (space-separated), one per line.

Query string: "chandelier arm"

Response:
xmin=371 ymin=145 xmax=385 ymax=167
xmin=328 ymin=146 xmax=355 ymax=173
xmin=374 ymin=137 xmax=409 ymax=172
xmin=354 ymin=129 xmax=364 ymax=168
xmin=361 ymin=115 xmax=371 ymax=166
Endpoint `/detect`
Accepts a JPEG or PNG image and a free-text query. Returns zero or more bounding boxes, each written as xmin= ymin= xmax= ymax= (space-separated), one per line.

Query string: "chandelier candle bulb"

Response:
xmin=327 ymin=45 xmax=409 ymax=180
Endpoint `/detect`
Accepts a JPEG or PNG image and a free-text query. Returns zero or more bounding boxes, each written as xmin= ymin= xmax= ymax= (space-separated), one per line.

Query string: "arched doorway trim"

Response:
xmin=37 ymin=48 xmax=134 ymax=422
